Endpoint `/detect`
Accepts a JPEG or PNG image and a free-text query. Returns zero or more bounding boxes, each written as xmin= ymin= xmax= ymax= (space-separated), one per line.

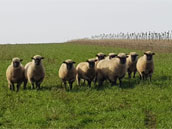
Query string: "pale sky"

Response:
xmin=0 ymin=0 xmax=172 ymax=43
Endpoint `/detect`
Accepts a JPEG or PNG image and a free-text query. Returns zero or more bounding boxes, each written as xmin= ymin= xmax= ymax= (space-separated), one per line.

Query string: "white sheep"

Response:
xmin=6 ymin=57 xmax=25 ymax=91
xmin=76 ymin=58 xmax=97 ymax=87
xmin=24 ymin=55 xmax=45 ymax=89
xmin=59 ymin=59 xmax=76 ymax=90
xmin=136 ymin=51 xmax=155 ymax=81
xmin=96 ymin=53 xmax=128 ymax=87
xmin=126 ymin=52 xmax=138 ymax=78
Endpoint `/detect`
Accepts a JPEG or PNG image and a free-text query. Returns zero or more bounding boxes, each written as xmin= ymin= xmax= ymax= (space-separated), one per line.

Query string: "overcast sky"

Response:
xmin=0 ymin=0 xmax=171 ymax=43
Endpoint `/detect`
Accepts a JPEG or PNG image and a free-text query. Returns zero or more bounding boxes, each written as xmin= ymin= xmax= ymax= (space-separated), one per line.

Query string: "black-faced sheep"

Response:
xmin=59 ymin=59 xmax=76 ymax=90
xmin=136 ymin=51 xmax=155 ymax=81
xmin=6 ymin=57 xmax=25 ymax=91
xmin=24 ymin=55 xmax=45 ymax=89
xmin=76 ymin=58 xmax=97 ymax=87
xmin=127 ymin=52 xmax=138 ymax=78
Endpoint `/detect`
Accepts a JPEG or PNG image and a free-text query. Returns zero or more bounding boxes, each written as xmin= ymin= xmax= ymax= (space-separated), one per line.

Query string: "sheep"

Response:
xmin=59 ymin=59 xmax=76 ymax=90
xmin=136 ymin=51 xmax=155 ymax=81
xmin=96 ymin=53 xmax=128 ymax=87
xmin=126 ymin=52 xmax=139 ymax=78
xmin=24 ymin=55 xmax=45 ymax=89
xmin=94 ymin=52 xmax=106 ymax=85
xmin=6 ymin=57 xmax=25 ymax=91
xmin=76 ymin=58 xmax=97 ymax=87
xmin=105 ymin=53 xmax=117 ymax=60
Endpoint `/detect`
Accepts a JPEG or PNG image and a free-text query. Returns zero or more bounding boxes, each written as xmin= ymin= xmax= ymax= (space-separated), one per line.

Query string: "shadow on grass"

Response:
xmin=22 ymin=75 xmax=172 ymax=92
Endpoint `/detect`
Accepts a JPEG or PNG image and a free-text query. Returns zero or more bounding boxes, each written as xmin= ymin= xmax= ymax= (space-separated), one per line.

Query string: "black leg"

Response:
xmin=69 ymin=82 xmax=73 ymax=90
xmin=31 ymin=83 xmax=35 ymax=89
xmin=36 ymin=82 xmax=41 ymax=90
xmin=88 ymin=80 xmax=91 ymax=88
xmin=24 ymin=80 xmax=27 ymax=90
xmin=133 ymin=70 xmax=137 ymax=78
xmin=128 ymin=71 xmax=131 ymax=79
xmin=17 ymin=84 xmax=21 ymax=92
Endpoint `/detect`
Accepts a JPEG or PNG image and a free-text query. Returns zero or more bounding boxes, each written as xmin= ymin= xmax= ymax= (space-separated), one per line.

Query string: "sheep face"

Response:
xmin=87 ymin=60 xmax=96 ymax=68
xmin=12 ymin=58 xmax=23 ymax=68
xmin=96 ymin=55 xmax=106 ymax=60
xmin=131 ymin=55 xmax=138 ymax=62
xmin=63 ymin=61 xmax=75 ymax=70
xmin=32 ymin=55 xmax=44 ymax=66
xmin=117 ymin=53 xmax=128 ymax=64
xmin=144 ymin=52 xmax=155 ymax=61
xmin=96 ymin=53 xmax=106 ymax=60
xmin=119 ymin=57 xmax=127 ymax=64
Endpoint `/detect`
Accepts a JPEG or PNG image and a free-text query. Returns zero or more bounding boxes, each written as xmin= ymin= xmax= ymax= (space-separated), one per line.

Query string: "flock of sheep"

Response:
xmin=6 ymin=51 xmax=155 ymax=91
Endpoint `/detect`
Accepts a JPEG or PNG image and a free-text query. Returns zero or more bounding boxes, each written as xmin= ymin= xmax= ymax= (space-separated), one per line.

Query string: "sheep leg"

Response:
xmin=141 ymin=72 xmax=145 ymax=80
xmin=16 ymin=82 xmax=22 ymax=92
xmin=133 ymin=70 xmax=137 ymax=78
xmin=149 ymin=74 xmax=152 ymax=82
xmin=76 ymin=74 xmax=80 ymax=86
xmin=83 ymin=80 xmax=86 ymax=86
xmin=139 ymin=74 xmax=142 ymax=80
xmin=119 ymin=78 xmax=122 ymax=87
xmin=128 ymin=70 xmax=131 ymax=79
xmin=64 ymin=81 xmax=67 ymax=90
xmin=31 ymin=83 xmax=35 ymax=89
xmin=23 ymin=79 xmax=27 ymax=90
xmin=94 ymin=73 xmax=97 ymax=86
xmin=11 ymin=83 xmax=15 ymax=91
xmin=36 ymin=78 xmax=43 ymax=89
xmin=69 ymin=82 xmax=73 ymax=90
xmin=36 ymin=82 xmax=41 ymax=90
xmin=8 ymin=82 xmax=12 ymax=90
xmin=77 ymin=77 xmax=81 ymax=86
xmin=87 ymin=80 xmax=91 ymax=88
xmin=119 ymin=75 xmax=125 ymax=87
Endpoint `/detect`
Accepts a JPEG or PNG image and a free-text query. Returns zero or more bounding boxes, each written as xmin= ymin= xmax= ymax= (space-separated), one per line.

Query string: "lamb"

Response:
xmin=136 ymin=51 xmax=155 ymax=81
xmin=105 ymin=53 xmax=117 ymax=60
xmin=126 ymin=52 xmax=139 ymax=78
xmin=76 ymin=58 xmax=97 ymax=87
xmin=6 ymin=57 xmax=25 ymax=91
xmin=96 ymin=53 xmax=128 ymax=87
xmin=59 ymin=59 xmax=76 ymax=90
xmin=24 ymin=55 xmax=45 ymax=89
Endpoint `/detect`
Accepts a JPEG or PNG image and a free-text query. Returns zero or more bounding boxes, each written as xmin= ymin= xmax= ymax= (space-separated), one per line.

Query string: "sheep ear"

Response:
xmin=86 ymin=60 xmax=90 ymax=62
xmin=96 ymin=54 xmax=98 ymax=57
xmin=72 ymin=61 xmax=76 ymax=64
xmin=41 ymin=57 xmax=44 ymax=59
xmin=63 ymin=61 xmax=66 ymax=64
xmin=126 ymin=56 xmax=129 ymax=58
xmin=31 ymin=57 xmax=34 ymax=60
xmin=20 ymin=59 xmax=23 ymax=62
xmin=152 ymin=53 xmax=155 ymax=55
xmin=144 ymin=52 xmax=147 ymax=55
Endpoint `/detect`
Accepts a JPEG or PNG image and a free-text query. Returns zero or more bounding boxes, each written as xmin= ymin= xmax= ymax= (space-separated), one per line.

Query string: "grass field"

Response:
xmin=0 ymin=42 xmax=172 ymax=128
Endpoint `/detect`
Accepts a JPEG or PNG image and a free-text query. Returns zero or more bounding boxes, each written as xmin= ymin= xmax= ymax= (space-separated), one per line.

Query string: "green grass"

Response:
xmin=0 ymin=43 xmax=172 ymax=128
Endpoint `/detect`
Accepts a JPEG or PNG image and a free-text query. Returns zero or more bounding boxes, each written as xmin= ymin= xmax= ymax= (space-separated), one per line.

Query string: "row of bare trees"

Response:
xmin=90 ymin=31 xmax=172 ymax=40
